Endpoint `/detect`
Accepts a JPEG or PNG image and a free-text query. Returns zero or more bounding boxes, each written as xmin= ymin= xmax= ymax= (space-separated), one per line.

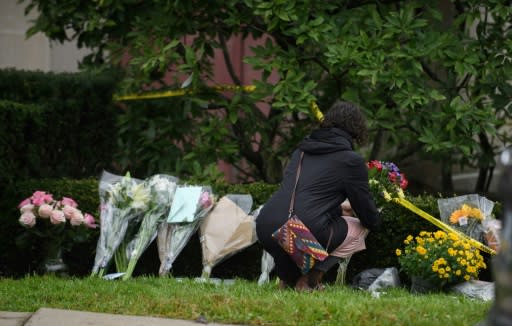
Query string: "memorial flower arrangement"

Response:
xmin=157 ymin=185 xmax=215 ymax=276
xmin=437 ymin=195 xmax=497 ymax=248
xmin=123 ymin=174 xmax=178 ymax=280
xmin=91 ymin=172 xmax=151 ymax=277
xmin=367 ymin=160 xmax=408 ymax=203
xmin=17 ymin=190 xmax=97 ymax=273
xmin=18 ymin=190 xmax=97 ymax=234
xmin=396 ymin=230 xmax=487 ymax=290
xmin=449 ymin=204 xmax=484 ymax=225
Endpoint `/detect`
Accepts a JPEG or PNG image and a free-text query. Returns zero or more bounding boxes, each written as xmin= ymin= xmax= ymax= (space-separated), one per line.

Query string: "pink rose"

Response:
xmin=62 ymin=205 xmax=79 ymax=220
xmin=31 ymin=191 xmax=53 ymax=206
xmin=18 ymin=198 xmax=31 ymax=208
xmin=50 ymin=210 xmax=66 ymax=225
xmin=38 ymin=204 xmax=53 ymax=218
xmin=19 ymin=212 xmax=36 ymax=227
xmin=60 ymin=197 xmax=78 ymax=208
xmin=70 ymin=212 xmax=85 ymax=226
xmin=84 ymin=213 xmax=98 ymax=229
xmin=19 ymin=204 xmax=34 ymax=214
xmin=199 ymin=192 xmax=212 ymax=209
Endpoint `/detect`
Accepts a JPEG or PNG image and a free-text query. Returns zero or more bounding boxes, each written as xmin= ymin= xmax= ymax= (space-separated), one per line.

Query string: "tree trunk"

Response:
xmin=475 ymin=132 xmax=495 ymax=194
xmin=441 ymin=159 xmax=454 ymax=194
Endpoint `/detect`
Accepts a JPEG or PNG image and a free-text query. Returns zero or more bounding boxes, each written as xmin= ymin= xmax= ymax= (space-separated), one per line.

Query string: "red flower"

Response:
xmin=388 ymin=171 xmax=398 ymax=183
xmin=368 ymin=160 xmax=383 ymax=172
xmin=400 ymin=174 xmax=409 ymax=189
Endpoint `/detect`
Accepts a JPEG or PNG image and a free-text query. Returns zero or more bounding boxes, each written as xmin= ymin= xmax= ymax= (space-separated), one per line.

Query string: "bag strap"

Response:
xmin=288 ymin=151 xmax=304 ymax=218
xmin=288 ymin=151 xmax=334 ymax=253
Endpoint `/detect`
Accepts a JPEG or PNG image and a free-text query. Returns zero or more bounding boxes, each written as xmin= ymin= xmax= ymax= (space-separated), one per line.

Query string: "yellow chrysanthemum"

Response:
xmin=449 ymin=233 xmax=459 ymax=241
xmin=395 ymin=249 xmax=402 ymax=256
xmin=416 ymin=246 xmax=427 ymax=255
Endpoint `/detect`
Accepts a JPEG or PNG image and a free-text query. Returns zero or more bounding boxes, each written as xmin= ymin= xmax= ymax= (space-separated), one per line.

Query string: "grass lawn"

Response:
xmin=0 ymin=275 xmax=491 ymax=325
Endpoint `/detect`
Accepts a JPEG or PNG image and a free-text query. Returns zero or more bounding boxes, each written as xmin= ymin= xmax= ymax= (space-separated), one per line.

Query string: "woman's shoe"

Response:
xmin=307 ymin=270 xmax=325 ymax=289
xmin=295 ymin=274 xmax=313 ymax=292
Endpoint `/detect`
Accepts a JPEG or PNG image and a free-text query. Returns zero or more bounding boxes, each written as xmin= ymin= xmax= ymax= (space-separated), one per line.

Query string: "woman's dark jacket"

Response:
xmin=256 ymin=127 xmax=380 ymax=253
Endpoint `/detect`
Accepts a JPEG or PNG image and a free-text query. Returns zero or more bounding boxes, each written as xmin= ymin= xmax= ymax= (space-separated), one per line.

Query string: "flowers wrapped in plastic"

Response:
xmin=91 ymin=171 xmax=151 ymax=277
xmin=157 ymin=185 xmax=215 ymax=276
xmin=199 ymin=194 xmax=257 ymax=279
xmin=396 ymin=230 xmax=487 ymax=291
xmin=122 ymin=174 xmax=178 ymax=280
xmin=367 ymin=160 xmax=408 ymax=204
xmin=437 ymin=194 xmax=500 ymax=251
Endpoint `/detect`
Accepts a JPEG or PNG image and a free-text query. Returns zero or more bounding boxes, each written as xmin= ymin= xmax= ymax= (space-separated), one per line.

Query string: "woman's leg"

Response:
xmin=306 ymin=256 xmax=342 ymax=289
xmin=314 ymin=255 xmax=341 ymax=272
xmin=272 ymin=250 xmax=302 ymax=287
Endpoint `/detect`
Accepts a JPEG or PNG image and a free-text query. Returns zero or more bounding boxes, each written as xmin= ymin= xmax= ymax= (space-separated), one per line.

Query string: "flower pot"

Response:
xmin=410 ymin=276 xmax=438 ymax=294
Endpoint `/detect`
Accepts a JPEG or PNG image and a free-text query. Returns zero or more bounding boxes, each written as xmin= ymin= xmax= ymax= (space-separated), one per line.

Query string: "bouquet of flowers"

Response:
xmin=17 ymin=190 xmax=97 ymax=273
xmin=91 ymin=171 xmax=151 ymax=277
xmin=122 ymin=174 xmax=178 ymax=280
xmin=396 ymin=230 xmax=487 ymax=290
xmin=199 ymin=194 xmax=256 ymax=279
xmin=367 ymin=160 xmax=408 ymax=203
xmin=437 ymin=194 xmax=498 ymax=250
xmin=18 ymin=191 xmax=97 ymax=230
xmin=157 ymin=185 xmax=215 ymax=276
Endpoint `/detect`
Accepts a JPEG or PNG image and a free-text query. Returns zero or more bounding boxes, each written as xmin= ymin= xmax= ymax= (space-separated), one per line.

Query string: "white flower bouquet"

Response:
xmin=122 ymin=174 xmax=178 ymax=280
xmin=91 ymin=171 xmax=151 ymax=277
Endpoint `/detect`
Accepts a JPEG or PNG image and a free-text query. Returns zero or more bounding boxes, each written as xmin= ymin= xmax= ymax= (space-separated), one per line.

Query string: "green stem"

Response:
xmin=114 ymin=242 xmax=128 ymax=272
xmin=123 ymin=259 xmax=137 ymax=280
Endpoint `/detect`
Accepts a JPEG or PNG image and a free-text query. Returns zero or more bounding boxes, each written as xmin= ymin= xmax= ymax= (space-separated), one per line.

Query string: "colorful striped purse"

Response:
xmin=272 ymin=152 xmax=329 ymax=274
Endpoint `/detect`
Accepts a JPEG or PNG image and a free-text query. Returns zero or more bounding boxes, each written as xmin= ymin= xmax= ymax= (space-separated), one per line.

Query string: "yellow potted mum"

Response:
xmin=396 ymin=230 xmax=487 ymax=293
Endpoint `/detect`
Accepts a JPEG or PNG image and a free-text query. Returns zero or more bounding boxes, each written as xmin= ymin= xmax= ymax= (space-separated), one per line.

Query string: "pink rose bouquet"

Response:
xmin=18 ymin=191 xmax=97 ymax=230
xmin=16 ymin=190 xmax=98 ymax=274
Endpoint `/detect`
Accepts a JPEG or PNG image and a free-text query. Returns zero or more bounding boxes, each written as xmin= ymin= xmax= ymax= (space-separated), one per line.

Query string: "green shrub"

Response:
xmin=0 ymin=100 xmax=45 ymax=184
xmin=0 ymin=178 xmax=496 ymax=283
xmin=0 ymin=68 xmax=120 ymax=184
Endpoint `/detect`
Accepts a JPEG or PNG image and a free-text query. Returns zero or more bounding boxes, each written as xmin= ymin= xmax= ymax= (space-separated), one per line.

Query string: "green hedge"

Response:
xmin=0 ymin=100 xmax=45 ymax=183
xmin=0 ymin=178 xmax=496 ymax=283
xmin=0 ymin=69 xmax=120 ymax=184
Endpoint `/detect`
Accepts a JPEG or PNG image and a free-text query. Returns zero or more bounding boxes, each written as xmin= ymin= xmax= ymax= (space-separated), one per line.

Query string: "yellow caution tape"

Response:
xmin=113 ymin=84 xmax=324 ymax=121
xmin=113 ymin=89 xmax=190 ymax=101
xmin=113 ymin=84 xmax=257 ymax=101
xmin=310 ymin=101 xmax=324 ymax=122
xmin=393 ymin=197 xmax=496 ymax=255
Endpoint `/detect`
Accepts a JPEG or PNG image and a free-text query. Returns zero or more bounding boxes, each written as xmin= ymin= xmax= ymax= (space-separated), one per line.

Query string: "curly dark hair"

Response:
xmin=320 ymin=100 xmax=368 ymax=145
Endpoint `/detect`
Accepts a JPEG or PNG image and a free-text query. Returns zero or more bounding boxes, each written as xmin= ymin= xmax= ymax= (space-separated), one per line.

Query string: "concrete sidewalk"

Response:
xmin=0 ymin=308 xmax=240 ymax=326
